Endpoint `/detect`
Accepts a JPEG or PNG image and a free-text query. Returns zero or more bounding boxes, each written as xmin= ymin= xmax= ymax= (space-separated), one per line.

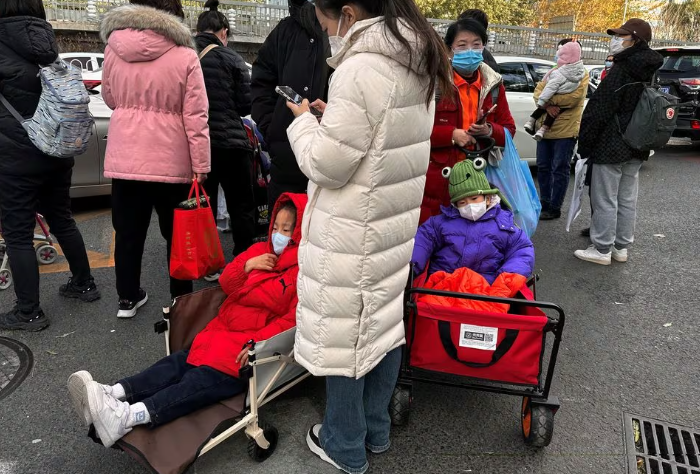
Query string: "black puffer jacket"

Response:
xmin=195 ymin=33 xmax=252 ymax=151
xmin=251 ymin=0 xmax=330 ymax=187
xmin=0 ymin=16 xmax=69 ymax=174
xmin=578 ymin=42 xmax=663 ymax=165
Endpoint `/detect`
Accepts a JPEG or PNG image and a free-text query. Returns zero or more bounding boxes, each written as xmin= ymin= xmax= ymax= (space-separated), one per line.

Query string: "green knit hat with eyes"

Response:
xmin=445 ymin=158 xmax=498 ymax=203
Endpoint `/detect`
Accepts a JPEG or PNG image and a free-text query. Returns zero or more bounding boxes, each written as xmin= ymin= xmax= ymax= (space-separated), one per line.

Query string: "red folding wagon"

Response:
xmin=390 ymin=271 xmax=566 ymax=447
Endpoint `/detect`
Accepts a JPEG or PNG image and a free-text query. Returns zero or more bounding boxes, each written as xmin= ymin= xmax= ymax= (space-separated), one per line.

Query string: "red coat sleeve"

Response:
xmin=219 ymin=242 xmax=268 ymax=297
xmin=487 ymin=84 xmax=516 ymax=146
xmin=251 ymin=295 xmax=298 ymax=342
xmin=431 ymin=124 xmax=456 ymax=148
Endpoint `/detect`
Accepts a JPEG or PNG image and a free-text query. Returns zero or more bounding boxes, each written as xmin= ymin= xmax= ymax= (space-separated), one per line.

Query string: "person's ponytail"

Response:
xmin=197 ymin=0 xmax=230 ymax=35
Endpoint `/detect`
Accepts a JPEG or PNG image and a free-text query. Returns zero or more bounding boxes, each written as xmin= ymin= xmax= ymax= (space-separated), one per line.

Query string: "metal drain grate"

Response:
xmin=625 ymin=413 xmax=700 ymax=474
xmin=0 ymin=337 xmax=33 ymax=401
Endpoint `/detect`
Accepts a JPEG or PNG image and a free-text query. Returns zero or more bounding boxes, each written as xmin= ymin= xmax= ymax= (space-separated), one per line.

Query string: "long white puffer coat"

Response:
xmin=288 ymin=16 xmax=435 ymax=378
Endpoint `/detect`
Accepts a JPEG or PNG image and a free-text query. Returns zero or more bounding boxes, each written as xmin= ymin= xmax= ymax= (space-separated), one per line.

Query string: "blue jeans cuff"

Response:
xmin=320 ymin=439 xmax=369 ymax=474
xmin=366 ymin=439 xmax=391 ymax=454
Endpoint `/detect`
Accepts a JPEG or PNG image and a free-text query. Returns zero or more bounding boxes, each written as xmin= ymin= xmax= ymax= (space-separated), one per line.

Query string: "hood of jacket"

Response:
xmin=614 ymin=42 xmax=664 ymax=81
xmin=100 ymin=5 xmax=195 ymax=63
xmin=267 ymin=192 xmax=308 ymax=257
xmin=194 ymin=32 xmax=224 ymax=49
xmin=328 ymin=16 xmax=426 ymax=75
xmin=558 ymin=60 xmax=587 ymax=82
xmin=288 ymin=0 xmax=318 ymax=36
xmin=0 ymin=16 xmax=58 ymax=65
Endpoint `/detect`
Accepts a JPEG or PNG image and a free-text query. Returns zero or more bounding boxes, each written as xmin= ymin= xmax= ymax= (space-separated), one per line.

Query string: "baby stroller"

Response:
xmin=391 ymin=270 xmax=566 ymax=448
xmin=87 ymin=286 xmax=310 ymax=474
xmin=0 ymin=213 xmax=59 ymax=290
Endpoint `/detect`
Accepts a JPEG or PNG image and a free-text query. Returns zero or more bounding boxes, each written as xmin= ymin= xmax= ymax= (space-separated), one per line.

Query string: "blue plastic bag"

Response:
xmin=484 ymin=130 xmax=541 ymax=237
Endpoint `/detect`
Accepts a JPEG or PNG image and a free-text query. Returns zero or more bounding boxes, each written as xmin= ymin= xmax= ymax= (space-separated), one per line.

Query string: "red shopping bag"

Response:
xmin=170 ymin=182 xmax=225 ymax=280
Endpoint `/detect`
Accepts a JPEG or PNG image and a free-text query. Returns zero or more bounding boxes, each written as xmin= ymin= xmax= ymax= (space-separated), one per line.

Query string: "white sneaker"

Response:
xmin=203 ymin=272 xmax=221 ymax=282
xmin=86 ymin=381 xmax=132 ymax=448
xmin=306 ymin=424 xmax=353 ymax=473
xmin=612 ymin=247 xmax=628 ymax=262
xmin=524 ymin=118 xmax=536 ymax=135
xmin=117 ymin=289 xmax=148 ymax=319
xmin=533 ymin=127 xmax=546 ymax=142
xmin=68 ymin=372 xmax=118 ymax=427
xmin=574 ymin=245 xmax=612 ymax=265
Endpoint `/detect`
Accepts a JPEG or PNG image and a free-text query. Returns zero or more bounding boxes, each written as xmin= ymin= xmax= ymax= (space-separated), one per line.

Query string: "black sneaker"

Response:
xmin=539 ymin=209 xmax=561 ymax=220
xmin=580 ymin=227 xmax=591 ymax=237
xmin=60 ymin=278 xmax=101 ymax=302
xmin=0 ymin=307 xmax=50 ymax=332
xmin=117 ymin=289 xmax=148 ymax=319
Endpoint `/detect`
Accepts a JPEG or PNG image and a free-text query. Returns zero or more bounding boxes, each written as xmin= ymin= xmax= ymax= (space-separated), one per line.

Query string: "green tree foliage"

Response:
xmin=658 ymin=0 xmax=700 ymax=42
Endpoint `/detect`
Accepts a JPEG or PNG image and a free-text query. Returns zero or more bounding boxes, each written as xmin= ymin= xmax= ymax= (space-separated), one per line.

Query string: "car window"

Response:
xmin=500 ymin=63 xmax=530 ymax=93
xmin=528 ymin=63 xmax=553 ymax=84
xmin=63 ymin=56 xmax=91 ymax=70
xmin=660 ymin=55 xmax=700 ymax=74
xmin=97 ymin=57 xmax=104 ymax=67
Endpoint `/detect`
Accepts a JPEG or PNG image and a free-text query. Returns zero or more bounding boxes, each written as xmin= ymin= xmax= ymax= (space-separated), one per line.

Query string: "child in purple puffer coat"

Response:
xmin=411 ymin=159 xmax=535 ymax=283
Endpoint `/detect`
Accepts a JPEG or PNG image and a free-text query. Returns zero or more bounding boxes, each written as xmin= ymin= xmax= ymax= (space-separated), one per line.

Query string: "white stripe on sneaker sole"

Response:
xmin=67 ymin=371 xmax=93 ymax=427
xmin=117 ymin=294 xmax=149 ymax=319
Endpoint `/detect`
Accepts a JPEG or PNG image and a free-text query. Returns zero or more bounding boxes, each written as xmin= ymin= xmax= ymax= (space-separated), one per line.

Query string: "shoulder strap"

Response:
xmin=0 ymin=90 xmax=26 ymax=124
xmin=491 ymin=86 xmax=499 ymax=104
xmin=198 ymin=44 xmax=218 ymax=61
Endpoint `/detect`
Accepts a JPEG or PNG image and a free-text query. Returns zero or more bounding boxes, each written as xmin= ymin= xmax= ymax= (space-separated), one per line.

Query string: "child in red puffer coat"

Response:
xmin=67 ymin=193 xmax=307 ymax=448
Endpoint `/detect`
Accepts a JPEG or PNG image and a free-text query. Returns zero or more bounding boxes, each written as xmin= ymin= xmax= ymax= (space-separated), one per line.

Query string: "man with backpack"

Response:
xmin=575 ymin=19 xmax=663 ymax=265
xmin=0 ymin=0 xmax=99 ymax=331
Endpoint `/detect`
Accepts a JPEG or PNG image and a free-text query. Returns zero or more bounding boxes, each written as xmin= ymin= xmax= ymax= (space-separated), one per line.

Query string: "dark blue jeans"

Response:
xmin=118 ymin=351 xmax=245 ymax=427
xmin=320 ymin=347 xmax=402 ymax=474
xmin=536 ymin=137 xmax=576 ymax=212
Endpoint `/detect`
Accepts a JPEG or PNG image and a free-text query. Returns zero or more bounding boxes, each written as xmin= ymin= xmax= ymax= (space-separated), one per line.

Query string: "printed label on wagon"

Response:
xmin=459 ymin=324 xmax=498 ymax=351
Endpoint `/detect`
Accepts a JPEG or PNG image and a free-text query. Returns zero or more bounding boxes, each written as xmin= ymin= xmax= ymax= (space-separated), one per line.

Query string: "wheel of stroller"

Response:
xmin=0 ymin=269 xmax=12 ymax=290
xmin=35 ymin=244 xmax=58 ymax=265
xmin=521 ymin=397 xmax=555 ymax=447
xmin=390 ymin=385 xmax=412 ymax=426
xmin=247 ymin=422 xmax=279 ymax=462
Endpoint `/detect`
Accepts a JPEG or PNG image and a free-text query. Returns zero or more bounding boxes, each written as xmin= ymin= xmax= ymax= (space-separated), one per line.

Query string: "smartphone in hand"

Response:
xmin=276 ymin=85 xmax=323 ymax=117
xmin=476 ymin=104 xmax=498 ymax=125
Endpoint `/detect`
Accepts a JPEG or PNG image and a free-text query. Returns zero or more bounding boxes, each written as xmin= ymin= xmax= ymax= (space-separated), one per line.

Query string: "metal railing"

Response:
xmin=45 ymin=0 xmax=697 ymax=60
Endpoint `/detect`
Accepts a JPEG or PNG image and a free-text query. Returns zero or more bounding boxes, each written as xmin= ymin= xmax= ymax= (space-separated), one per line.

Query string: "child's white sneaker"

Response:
xmin=612 ymin=247 xmax=628 ymax=262
xmin=524 ymin=118 xmax=536 ymax=135
xmin=68 ymin=372 xmax=119 ymax=427
xmin=86 ymin=381 xmax=132 ymax=448
xmin=574 ymin=245 xmax=612 ymax=265
xmin=533 ymin=127 xmax=547 ymax=142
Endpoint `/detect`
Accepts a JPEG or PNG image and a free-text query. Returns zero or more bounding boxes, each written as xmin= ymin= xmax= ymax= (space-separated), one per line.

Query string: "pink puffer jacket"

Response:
xmin=100 ymin=5 xmax=210 ymax=184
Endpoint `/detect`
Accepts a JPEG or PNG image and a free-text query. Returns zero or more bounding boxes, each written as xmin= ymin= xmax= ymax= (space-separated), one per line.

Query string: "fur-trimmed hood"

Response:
xmin=100 ymin=4 xmax=194 ymax=63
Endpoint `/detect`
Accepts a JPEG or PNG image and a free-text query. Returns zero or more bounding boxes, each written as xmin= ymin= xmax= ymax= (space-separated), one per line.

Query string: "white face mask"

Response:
xmin=458 ymin=201 xmax=488 ymax=221
xmin=609 ymin=36 xmax=626 ymax=56
xmin=329 ymin=15 xmax=345 ymax=56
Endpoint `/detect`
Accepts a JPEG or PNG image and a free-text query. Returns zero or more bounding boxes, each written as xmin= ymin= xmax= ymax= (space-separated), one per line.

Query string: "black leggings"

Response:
xmin=530 ymin=107 xmax=557 ymax=128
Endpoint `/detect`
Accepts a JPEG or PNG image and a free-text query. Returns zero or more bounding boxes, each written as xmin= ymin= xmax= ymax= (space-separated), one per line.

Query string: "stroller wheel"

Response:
xmin=36 ymin=244 xmax=58 ymax=265
xmin=0 ymin=269 xmax=12 ymax=290
xmin=390 ymin=385 xmax=412 ymax=427
xmin=247 ymin=422 xmax=278 ymax=462
xmin=521 ymin=397 xmax=555 ymax=447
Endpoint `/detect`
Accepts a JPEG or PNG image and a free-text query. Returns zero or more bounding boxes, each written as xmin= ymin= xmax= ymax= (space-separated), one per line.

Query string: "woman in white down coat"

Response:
xmin=285 ymin=1 xmax=452 ymax=472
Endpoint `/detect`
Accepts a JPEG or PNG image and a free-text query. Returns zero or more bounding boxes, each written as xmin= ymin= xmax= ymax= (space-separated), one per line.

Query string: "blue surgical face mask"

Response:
xmin=271 ymin=232 xmax=291 ymax=255
xmin=452 ymin=49 xmax=483 ymax=75
xmin=605 ymin=60 xmax=613 ymax=68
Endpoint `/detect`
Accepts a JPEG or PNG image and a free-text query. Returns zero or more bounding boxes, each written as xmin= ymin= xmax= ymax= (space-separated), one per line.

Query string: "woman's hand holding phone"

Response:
xmin=286 ymin=98 xmax=311 ymax=118
xmin=452 ymin=129 xmax=476 ymax=147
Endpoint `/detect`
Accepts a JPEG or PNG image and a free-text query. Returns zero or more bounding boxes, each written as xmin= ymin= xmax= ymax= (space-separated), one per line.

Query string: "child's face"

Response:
xmin=273 ymin=209 xmax=295 ymax=238
xmin=456 ymin=195 xmax=486 ymax=208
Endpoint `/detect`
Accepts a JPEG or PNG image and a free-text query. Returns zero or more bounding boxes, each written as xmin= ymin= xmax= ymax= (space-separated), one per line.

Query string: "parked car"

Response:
xmin=59 ymin=52 xmax=104 ymax=72
xmin=586 ymin=64 xmax=605 ymax=88
xmin=654 ymin=47 xmax=700 ymax=141
xmin=70 ymin=92 xmax=112 ymax=198
xmin=495 ymin=56 xmax=594 ymax=165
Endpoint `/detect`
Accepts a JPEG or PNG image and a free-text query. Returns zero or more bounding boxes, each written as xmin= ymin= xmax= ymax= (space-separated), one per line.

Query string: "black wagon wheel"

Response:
xmin=247 ymin=422 xmax=279 ymax=462
xmin=521 ymin=397 xmax=555 ymax=447
xmin=390 ymin=385 xmax=412 ymax=427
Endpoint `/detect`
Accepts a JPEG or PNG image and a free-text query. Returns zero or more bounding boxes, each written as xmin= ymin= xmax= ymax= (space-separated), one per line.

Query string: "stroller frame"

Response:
xmin=0 ymin=213 xmax=58 ymax=290
xmin=149 ymin=287 xmax=311 ymax=466
xmin=392 ymin=273 xmax=566 ymax=447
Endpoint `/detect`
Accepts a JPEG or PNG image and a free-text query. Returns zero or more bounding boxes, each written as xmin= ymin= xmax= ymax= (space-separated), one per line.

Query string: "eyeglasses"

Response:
xmin=452 ymin=46 xmax=485 ymax=53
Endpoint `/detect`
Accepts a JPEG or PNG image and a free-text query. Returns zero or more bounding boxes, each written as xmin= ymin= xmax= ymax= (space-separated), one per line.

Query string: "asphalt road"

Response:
xmin=0 ymin=143 xmax=698 ymax=474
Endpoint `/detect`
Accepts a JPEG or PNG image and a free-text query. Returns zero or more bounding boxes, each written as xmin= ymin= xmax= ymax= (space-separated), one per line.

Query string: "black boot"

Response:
xmin=580 ymin=227 xmax=591 ymax=237
xmin=0 ymin=307 xmax=49 ymax=332
xmin=539 ymin=209 xmax=561 ymax=220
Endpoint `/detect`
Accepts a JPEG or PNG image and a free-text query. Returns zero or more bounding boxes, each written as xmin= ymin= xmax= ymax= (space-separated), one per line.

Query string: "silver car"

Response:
xmin=70 ymin=92 xmax=112 ymax=198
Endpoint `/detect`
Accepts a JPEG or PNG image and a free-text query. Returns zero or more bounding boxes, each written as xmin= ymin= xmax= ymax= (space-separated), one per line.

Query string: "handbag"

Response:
xmin=170 ymin=182 xmax=226 ymax=280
